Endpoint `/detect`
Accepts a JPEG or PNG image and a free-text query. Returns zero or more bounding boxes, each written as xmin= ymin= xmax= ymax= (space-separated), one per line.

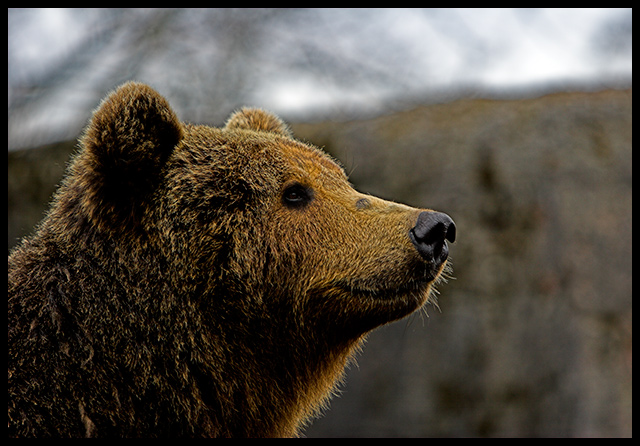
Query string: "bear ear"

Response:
xmin=224 ymin=107 xmax=292 ymax=137
xmin=75 ymin=82 xmax=183 ymax=232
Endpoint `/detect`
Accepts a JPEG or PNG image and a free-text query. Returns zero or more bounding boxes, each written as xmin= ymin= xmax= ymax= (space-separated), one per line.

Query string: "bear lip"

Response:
xmin=330 ymin=254 xmax=449 ymax=302
xmin=333 ymin=274 xmax=436 ymax=301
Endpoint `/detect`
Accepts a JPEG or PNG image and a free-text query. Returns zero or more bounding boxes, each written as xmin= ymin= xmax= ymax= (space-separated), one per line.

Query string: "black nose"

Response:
xmin=410 ymin=211 xmax=456 ymax=263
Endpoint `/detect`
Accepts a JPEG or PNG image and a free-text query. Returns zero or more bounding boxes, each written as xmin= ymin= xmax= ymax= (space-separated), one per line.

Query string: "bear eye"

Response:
xmin=282 ymin=183 xmax=313 ymax=208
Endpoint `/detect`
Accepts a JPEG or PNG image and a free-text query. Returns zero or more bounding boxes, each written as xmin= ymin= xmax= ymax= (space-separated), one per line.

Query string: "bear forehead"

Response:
xmin=178 ymin=123 xmax=348 ymax=190
xmin=279 ymin=140 xmax=348 ymax=186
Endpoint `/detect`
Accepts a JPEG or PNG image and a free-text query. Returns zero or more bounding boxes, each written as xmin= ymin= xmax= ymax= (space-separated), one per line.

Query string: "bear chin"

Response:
xmin=321 ymin=268 xmax=444 ymax=325
xmin=343 ymin=258 xmax=451 ymax=322
xmin=335 ymin=256 xmax=447 ymax=302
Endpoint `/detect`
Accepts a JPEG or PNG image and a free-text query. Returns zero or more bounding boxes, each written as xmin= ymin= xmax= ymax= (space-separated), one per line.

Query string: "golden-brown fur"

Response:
xmin=8 ymin=82 xmax=453 ymax=437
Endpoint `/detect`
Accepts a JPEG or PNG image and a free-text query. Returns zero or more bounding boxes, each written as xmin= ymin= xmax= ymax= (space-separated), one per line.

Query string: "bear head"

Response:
xmin=11 ymin=82 xmax=455 ymax=437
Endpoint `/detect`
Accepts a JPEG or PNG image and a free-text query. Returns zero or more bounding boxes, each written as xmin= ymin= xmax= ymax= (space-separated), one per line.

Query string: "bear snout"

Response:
xmin=409 ymin=211 xmax=456 ymax=264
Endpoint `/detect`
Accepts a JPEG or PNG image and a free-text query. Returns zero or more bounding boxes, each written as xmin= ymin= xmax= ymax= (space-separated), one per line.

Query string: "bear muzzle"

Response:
xmin=409 ymin=211 xmax=456 ymax=265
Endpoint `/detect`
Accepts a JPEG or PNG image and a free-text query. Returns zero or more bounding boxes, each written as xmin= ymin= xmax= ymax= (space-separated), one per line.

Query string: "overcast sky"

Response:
xmin=8 ymin=8 xmax=632 ymax=150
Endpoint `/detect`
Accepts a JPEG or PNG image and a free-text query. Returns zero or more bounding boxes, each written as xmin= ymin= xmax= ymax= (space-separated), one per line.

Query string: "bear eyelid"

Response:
xmin=282 ymin=183 xmax=313 ymax=209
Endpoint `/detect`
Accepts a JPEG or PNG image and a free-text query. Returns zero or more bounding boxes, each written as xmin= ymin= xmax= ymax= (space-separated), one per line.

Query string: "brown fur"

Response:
xmin=8 ymin=82 xmax=453 ymax=437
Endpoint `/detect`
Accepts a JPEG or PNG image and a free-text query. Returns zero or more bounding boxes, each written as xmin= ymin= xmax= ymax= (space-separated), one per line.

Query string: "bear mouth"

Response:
xmin=305 ymin=261 xmax=450 ymax=332
xmin=338 ymin=277 xmax=432 ymax=301
xmin=335 ymin=262 xmax=443 ymax=301
xmin=325 ymin=275 xmax=437 ymax=328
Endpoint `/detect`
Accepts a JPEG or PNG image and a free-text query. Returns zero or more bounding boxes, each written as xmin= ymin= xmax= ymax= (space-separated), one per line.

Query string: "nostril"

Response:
xmin=410 ymin=211 xmax=456 ymax=262
xmin=445 ymin=220 xmax=456 ymax=243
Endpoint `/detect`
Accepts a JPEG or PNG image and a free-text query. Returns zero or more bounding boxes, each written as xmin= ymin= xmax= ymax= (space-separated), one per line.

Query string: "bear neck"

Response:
xmin=198 ymin=289 xmax=364 ymax=437
xmin=21 ymin=213 xmax=364 ymax=437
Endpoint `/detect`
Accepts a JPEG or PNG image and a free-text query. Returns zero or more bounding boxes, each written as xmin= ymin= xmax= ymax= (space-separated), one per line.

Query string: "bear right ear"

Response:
xmin=74 ymin=82 xmax=183 ymax=232
xmin=224 ymin=107 xmax=292 ymax=138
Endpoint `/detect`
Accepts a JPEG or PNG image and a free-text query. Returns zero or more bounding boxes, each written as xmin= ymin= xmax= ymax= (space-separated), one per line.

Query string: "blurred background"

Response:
xmin=8 ymin=8 xmax=632 ymax=437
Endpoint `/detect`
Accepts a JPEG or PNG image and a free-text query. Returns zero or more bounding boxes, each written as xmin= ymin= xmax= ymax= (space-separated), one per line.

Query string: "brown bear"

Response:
xmin=8 ymin=82 xmax=455 ymax=437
